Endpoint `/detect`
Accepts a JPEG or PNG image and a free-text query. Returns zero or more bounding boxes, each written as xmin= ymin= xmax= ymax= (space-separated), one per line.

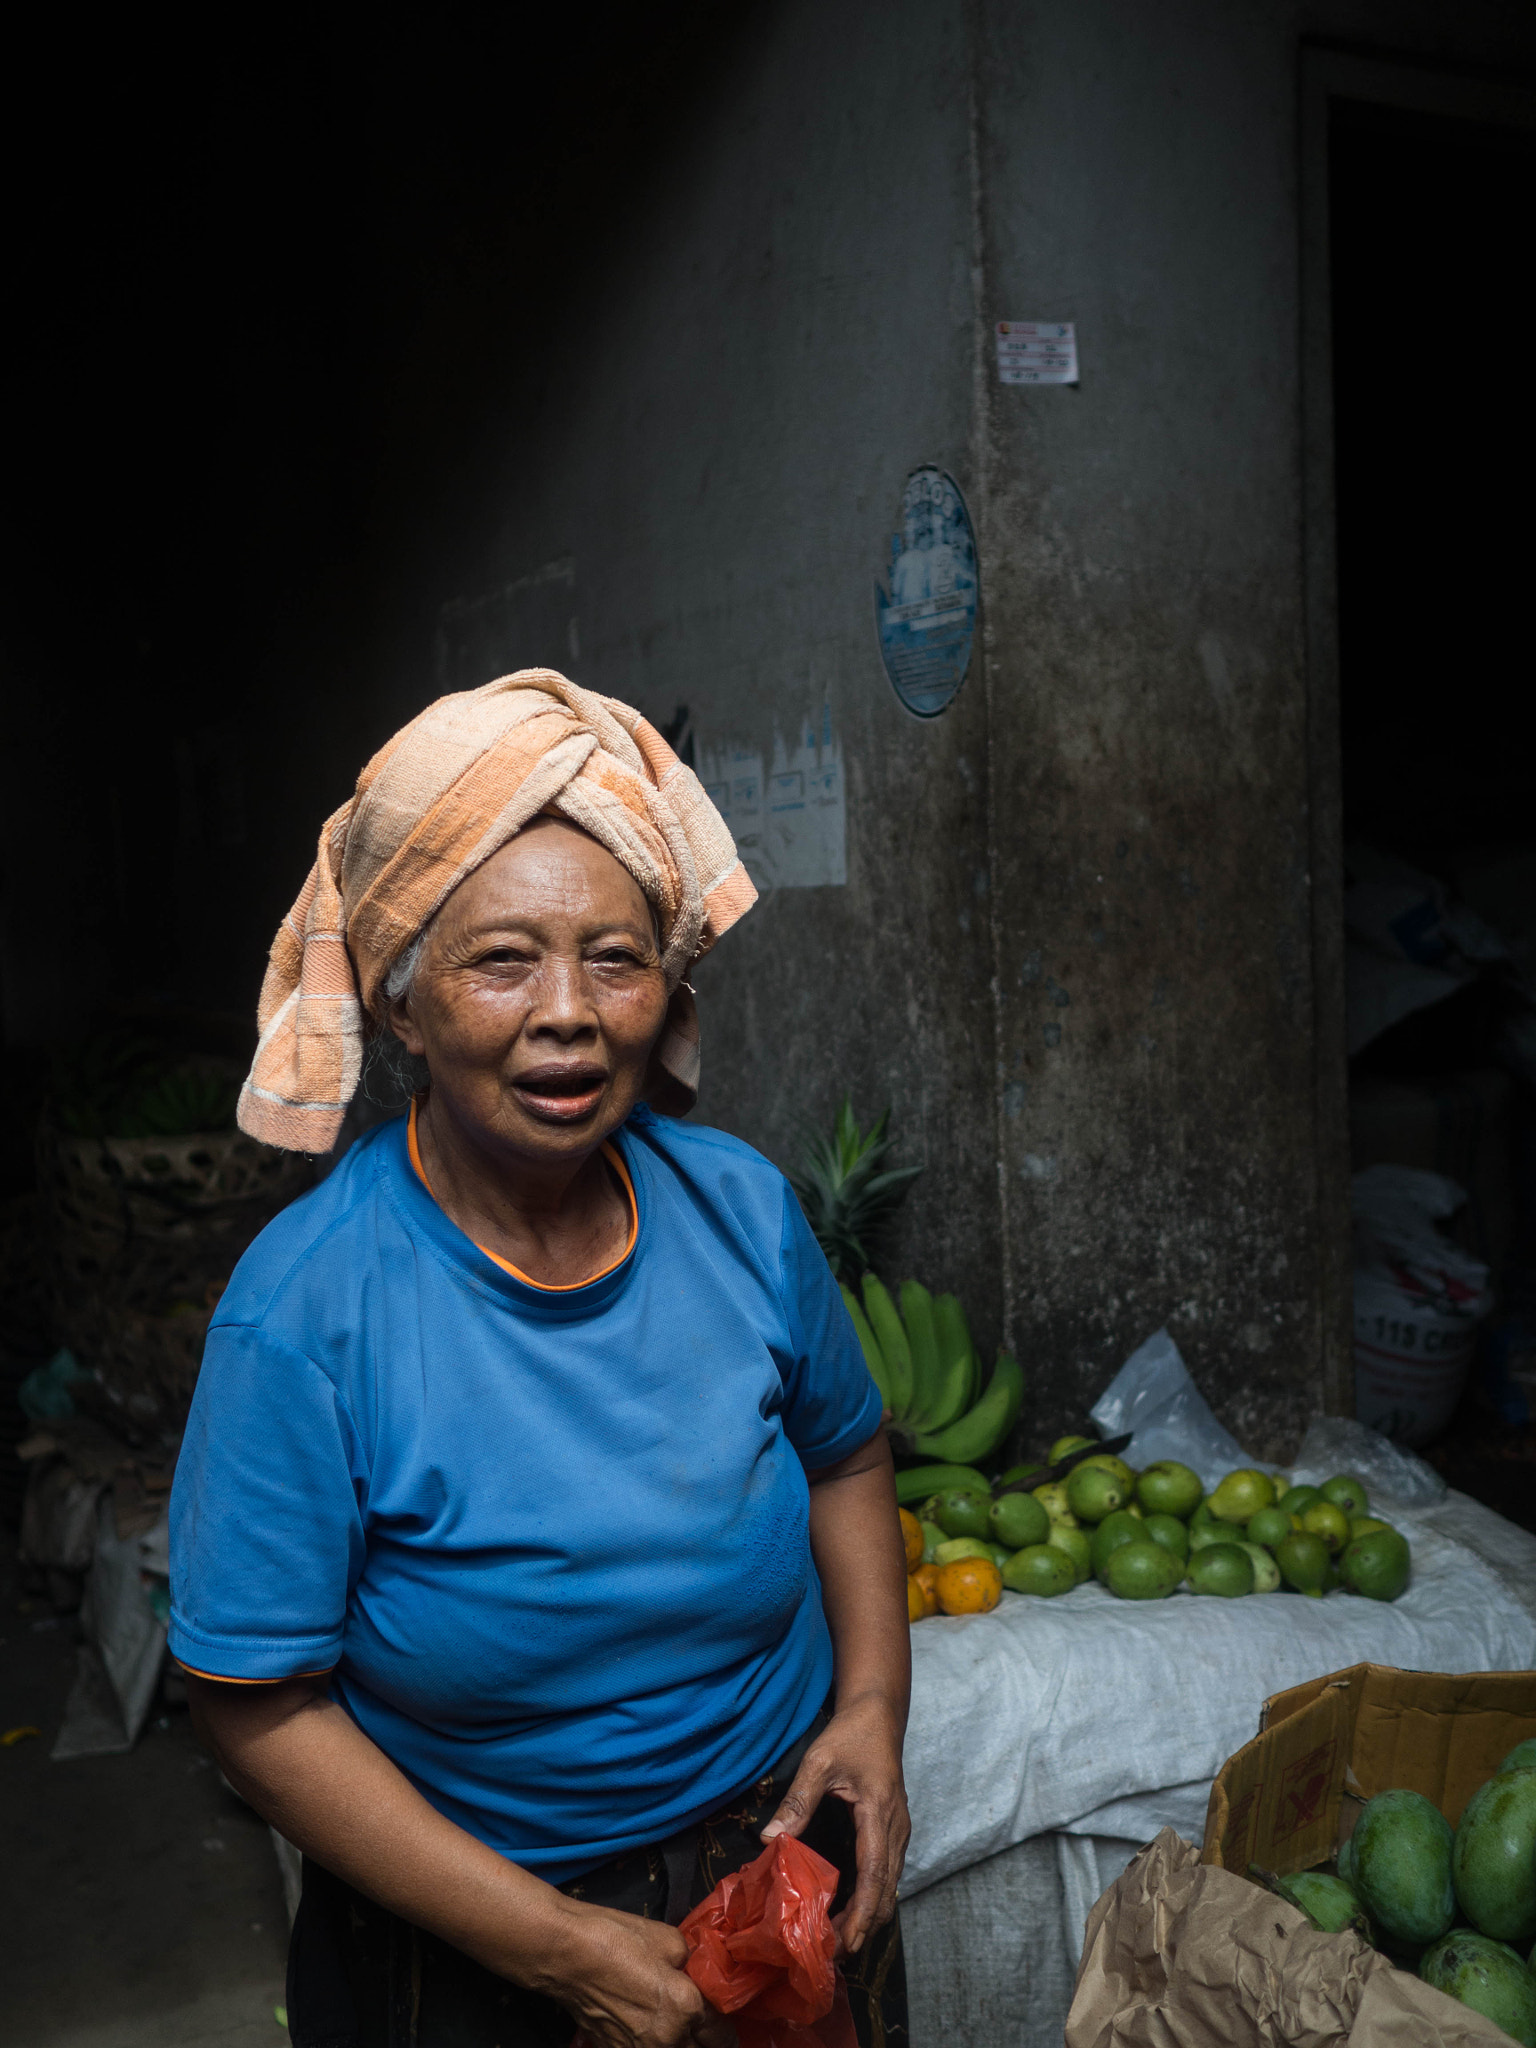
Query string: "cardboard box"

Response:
xmin=1202 ymin=1662 xmax=1536 ymax=1876
xmin=1066 ymin=1666 xmax=1536 ymax=2048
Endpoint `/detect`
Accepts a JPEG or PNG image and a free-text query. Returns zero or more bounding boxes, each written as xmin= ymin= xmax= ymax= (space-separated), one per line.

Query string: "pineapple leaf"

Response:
xmin=790 ymin=1096 xmax=921 ymax=1279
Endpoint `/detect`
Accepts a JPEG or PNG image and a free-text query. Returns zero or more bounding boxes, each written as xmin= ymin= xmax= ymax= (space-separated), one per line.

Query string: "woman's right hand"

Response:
xmin=186 ymin=1677 xmax=730 ymax=2046
xmin=542 ymin=1902 xmax=735 ymax=2048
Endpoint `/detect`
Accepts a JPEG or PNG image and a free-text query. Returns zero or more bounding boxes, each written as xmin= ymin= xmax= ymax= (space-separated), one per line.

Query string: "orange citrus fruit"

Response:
xmin=899 ymin=1507 xmax=925 ymax=1572
xmin=935 ymin=1556 xmax=1003 ymax=1616
xmin=912 ymin=1563 xmax=941 ymax=1615
xmin=906 ymin=1576 xmax=928 ymax=1622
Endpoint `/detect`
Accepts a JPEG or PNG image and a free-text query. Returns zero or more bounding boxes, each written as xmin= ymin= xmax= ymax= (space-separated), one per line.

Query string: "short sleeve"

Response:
xmin=775 ymin=1186 xmax=884 ymax=1468
xmin=169 ymin=1322 xmax=368 ymax=1680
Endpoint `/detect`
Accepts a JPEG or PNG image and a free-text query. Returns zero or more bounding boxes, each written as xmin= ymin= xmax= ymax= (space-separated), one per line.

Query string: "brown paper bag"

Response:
xmin=1065 ymin=1829 xmax=1511 ymax=2048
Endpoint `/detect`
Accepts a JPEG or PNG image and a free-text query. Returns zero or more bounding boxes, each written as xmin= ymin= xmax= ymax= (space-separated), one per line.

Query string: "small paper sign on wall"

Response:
xmin=995 ymin=321 xmax=1077 ymax=386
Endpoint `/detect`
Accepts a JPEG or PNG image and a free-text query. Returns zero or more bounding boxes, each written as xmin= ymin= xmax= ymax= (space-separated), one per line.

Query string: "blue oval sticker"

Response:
xmin=873 ymin=466 xmax=978 ymax=718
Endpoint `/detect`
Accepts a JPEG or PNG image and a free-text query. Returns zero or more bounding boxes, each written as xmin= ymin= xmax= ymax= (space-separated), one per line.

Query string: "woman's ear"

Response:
xmin=387 ymin=992 xmax=427 ymax=1059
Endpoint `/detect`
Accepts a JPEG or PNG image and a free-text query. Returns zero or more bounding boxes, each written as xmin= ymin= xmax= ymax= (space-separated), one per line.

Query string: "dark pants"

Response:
xmin=286 ymin=1707 xmax=908 ymax=2048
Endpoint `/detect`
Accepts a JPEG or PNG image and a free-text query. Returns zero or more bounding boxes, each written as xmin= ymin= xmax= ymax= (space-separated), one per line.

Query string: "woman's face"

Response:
xmin=388 ymin=818 xmax=670 ymax=1169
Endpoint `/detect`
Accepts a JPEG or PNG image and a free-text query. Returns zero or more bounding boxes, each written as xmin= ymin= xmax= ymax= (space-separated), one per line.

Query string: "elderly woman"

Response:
xmin=169 ymin=673 xmax=911 ymax=2048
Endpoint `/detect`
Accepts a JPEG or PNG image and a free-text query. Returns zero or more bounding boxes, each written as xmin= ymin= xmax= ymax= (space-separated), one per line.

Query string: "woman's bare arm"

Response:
xmin=761 ymin=1428 xmax=912 ymax=1953
xmin=187 ymin=1677 xmax=730 ymax=2048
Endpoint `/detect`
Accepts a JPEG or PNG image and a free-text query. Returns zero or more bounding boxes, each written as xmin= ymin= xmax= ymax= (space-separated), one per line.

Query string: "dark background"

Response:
xmin=13 ymin=50 xmax=1533 ymax=993
xmin=1331 ymin=100 xmax=1536 ymax=861
xmin=2 ymin=5 xmax=762 ymax=1185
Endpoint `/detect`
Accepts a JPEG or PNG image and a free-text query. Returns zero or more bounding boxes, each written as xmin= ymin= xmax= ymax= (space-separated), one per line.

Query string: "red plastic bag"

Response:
xmin=679 ymin=1835 xmax=857 ymax=2048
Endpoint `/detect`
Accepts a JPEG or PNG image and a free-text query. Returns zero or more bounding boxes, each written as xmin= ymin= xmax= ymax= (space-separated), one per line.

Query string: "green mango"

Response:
xmin=1274 ymin=1869 xmax=1373 ymax=1941
xmin=893 ymin=1463 xmax=991 ymax=1506
xmin=1341 ymin=1526 xmax=1411 ymax=1602
xmin=1185 ymin=1543 xmax=1254 ymax=1597
xmin=933 ymin=1489 xmax=994 ymax=1542
xmin=1102 ymin=1538 xmax=1183 ymax=1601
xmin=1002 ymin=1544 xmax=1075 ymax=1597
xmin=1420 ymin=1930 xmax=1536 ymax=2047
xmin=1454 ymin=1767 xmax=1536 ymax=1947
xmin=1089 ymin=1509 xmax=1145 ymax=1581
xmin=1141 ymin=1512 xmax=1189 ymax=1563
xmin=989 ymin=1489 xmax=1050 ymax=1551
xmin=1278 ymin=1484 xmax=1323 ymax=1517
xmin=1352 ymin=1789 xmax=1456 ymax=1947
xmin=1320 ymin=1473 xmax=1370 ymax=1518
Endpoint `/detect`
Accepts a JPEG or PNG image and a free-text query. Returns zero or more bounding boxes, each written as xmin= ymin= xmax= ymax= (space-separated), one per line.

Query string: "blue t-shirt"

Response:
xmin=168 ymin=1105 xmax=880 ymax=1881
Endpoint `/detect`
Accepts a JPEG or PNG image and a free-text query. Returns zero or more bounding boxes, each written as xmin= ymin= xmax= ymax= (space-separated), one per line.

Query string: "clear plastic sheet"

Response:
xmin=1287 ymin=1414 xmax=1446 ymax=1508
xmin=1089 ymin=1328 xmax=1275 ymax=1489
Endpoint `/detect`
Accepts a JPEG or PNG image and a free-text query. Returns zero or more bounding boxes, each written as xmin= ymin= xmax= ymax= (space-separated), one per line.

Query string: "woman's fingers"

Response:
xmin=833 ymin=1784 xmax=910 ymax=1952
xmin=763 ymin=1704 xmax=910 ymax=1952
xmin=642 ymin=1920 xmax=690 ymax=1968
xmin=560 ymin=1907 xmax=717 ymax=2048
xmin=833 ymin=1788 xmax=903 ymax=1952
xmin=759 ymin=1743 xmax=833 ymax=1842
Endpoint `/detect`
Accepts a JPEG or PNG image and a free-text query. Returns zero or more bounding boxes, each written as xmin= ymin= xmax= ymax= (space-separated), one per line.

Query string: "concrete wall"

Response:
xmin=974 ymin=4 xmax=1322 ymax=1450
xmin=445 ymin=1 xmax=1012 ymax=1358
xmin=421 ymin=0 xmax=1536 ymax=1455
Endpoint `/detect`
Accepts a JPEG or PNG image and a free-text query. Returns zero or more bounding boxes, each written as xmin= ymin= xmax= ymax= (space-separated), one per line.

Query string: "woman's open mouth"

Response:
xmin=511 ymin=1063 xmax=609 ymax=1123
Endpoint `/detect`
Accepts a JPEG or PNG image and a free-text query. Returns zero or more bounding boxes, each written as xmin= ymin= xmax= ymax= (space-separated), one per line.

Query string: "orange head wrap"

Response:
xmin=238 ymin=669 xmax=756 ymax=1152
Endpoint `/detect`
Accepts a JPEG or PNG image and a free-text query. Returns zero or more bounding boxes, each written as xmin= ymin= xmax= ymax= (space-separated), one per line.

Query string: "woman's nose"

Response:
xmin=525 ymin=955 xmax=598 ymax=1037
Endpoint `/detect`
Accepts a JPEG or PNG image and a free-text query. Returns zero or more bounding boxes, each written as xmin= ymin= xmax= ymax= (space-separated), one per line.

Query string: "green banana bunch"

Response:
xmin=915 ymin=1350 xmax=1024 ymax=1464
xmin=838 ymin=1274 xmax=1023 ymax=1465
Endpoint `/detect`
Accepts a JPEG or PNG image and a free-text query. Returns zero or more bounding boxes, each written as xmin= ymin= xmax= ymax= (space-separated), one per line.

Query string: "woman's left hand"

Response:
xmin=760 ymin=1689 xmax=910 ymax=1955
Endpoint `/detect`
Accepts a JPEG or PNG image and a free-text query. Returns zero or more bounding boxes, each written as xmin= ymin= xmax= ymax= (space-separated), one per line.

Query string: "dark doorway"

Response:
xmin=1332 ymin=102 xmax=1536 ymax=859
xmin=1330 ymin=94 xmax=1536 ymax=1507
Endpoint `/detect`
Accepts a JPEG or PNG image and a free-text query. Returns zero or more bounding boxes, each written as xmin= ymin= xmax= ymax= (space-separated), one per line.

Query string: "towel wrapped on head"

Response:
xmin=238 ymin=669 xmax=757 ymax=1154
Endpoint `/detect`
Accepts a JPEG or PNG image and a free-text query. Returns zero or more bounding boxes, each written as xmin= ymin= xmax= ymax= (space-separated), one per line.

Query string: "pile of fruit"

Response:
xmin=898 ymin=1439 xmax=1414 ymax=1621
xmin=1254 ymin=1743 xmax=1536 ymax=2044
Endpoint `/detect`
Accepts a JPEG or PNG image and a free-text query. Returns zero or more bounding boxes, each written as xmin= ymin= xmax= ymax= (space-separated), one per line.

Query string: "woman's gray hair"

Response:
xmin=362 ymin=923 xmax=434 ymax=1109
xmin=382 ymin=927 xmax=429 ymax=1007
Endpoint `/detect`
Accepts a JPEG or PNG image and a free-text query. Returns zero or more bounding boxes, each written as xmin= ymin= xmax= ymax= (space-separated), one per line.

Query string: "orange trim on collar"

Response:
xmin=407 ymin=1098 xmax=638 ymax=1292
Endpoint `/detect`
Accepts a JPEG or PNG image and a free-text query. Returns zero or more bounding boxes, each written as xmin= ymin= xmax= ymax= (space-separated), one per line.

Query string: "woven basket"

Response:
xmin=36 ymin=1114 xmax=312 ymax=1417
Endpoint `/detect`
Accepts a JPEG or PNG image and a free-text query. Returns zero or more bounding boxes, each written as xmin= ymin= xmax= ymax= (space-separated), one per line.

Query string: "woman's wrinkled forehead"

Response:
xmin=429 ymin=817 xmax=661 ymax=947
